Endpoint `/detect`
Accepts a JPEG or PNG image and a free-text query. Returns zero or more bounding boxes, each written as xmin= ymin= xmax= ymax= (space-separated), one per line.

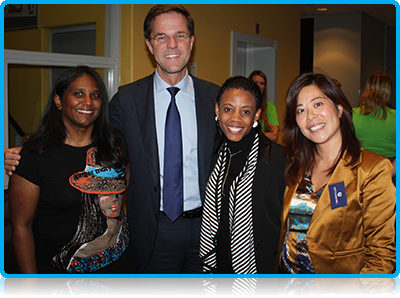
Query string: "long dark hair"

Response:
xmin=51 ymin=193 xmax=108 ymax=271
xmin=283 ymin=72 xmax=361 ymax=186
xmin=26 ymin=66 xmax=125 ymax=168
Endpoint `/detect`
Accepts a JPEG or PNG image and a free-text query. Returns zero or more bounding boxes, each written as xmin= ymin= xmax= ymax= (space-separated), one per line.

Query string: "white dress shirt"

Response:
xmin=154 ymin=69 xmax=201 ymax=212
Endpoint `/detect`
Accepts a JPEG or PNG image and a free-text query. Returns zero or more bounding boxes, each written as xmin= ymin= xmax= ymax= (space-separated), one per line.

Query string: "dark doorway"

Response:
xmin=300 ymin=18 xmax=314 ymax=74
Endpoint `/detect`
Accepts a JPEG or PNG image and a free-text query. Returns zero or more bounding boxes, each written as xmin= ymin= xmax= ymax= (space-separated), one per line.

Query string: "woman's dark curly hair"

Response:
xmin=216 ymin=76 xmax=263 ymax=111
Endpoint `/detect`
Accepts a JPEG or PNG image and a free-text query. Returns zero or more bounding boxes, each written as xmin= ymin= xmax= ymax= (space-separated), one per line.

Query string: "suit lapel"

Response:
xmin=132 ymin=75 xmax=217 ymax=200
xmin=193 ymin=76 xmax=216 ymax=200
xmin=135 ymin=74 xmax=160 ymax=188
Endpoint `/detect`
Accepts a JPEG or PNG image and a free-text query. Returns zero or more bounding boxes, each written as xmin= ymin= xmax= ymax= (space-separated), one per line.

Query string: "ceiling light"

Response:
xmin=317 ymin=7 xmax=328 ymax=11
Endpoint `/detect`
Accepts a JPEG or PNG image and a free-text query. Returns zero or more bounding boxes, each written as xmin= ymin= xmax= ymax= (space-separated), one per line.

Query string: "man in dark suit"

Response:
xmin=4 ymin=5 xmax=220 ymax=274
xmin=108 ymin=5 xmax=220 ymax=273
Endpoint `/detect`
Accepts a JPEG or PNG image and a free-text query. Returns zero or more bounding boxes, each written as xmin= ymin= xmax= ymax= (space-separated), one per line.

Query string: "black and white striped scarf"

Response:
xmin=200 ymin=133 xmax=259 ymax=274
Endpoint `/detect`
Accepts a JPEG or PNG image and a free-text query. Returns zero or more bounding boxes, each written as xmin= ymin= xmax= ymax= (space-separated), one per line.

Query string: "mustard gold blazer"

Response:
xmin=277 ymin=149 xmax=396 ymax=274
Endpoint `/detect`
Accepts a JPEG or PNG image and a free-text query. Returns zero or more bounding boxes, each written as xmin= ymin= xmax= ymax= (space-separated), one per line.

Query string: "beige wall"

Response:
xmin=360 ymin=13 xmax=386 ymax=92
xmin=314 ymin=12 xmax=362 ymax=107
xmin=121 ymin=4 xmax=301 ymax=142
xmin=6 ymin=4 xmax=301 ymax=145
xmin=313 ymin=11 xmax=387 ymax=108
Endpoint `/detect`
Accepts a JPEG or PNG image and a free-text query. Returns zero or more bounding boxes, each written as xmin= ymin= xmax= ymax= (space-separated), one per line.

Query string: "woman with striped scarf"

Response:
xmin=200 ymin=76 xmax=287 ymax=274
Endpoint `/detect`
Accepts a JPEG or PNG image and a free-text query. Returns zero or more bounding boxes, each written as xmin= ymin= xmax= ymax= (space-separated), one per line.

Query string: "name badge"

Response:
xmin=328 ymin=181 xmax=348 ymax=209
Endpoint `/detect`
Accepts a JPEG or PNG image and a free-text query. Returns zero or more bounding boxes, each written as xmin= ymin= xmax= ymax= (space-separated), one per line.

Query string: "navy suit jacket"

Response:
xmin=109 ymin=73 xmax=220 ymax=271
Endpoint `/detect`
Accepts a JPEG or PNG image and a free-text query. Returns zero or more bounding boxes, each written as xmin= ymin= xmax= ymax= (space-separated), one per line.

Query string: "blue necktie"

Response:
xmin=163 ymin=87 xmax=183 ymax=222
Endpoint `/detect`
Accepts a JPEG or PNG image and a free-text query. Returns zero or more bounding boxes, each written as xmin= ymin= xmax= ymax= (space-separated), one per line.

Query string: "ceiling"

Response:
xmin=301 ymin=4 xmax=396 ymax=26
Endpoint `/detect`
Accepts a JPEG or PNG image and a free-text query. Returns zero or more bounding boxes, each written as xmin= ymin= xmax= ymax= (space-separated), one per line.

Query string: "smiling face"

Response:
xmin=99 ymin=194 xmax=122 ymax=218
xmin=296 ymin=85 xmax=343 ymax=150
xmin=145 ymin=12 xmax=194 ymax=85
xmin=251 ymin=75 xmax=266 ymax=94
xmin=54 ymin=74 xmax=101 ymax=133
xmin=216 ymin=88 xmax=261 ymax=142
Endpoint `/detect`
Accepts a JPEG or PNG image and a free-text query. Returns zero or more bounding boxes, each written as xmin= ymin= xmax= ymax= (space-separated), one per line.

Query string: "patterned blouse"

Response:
xmin=279 ymin=175 xmax=326 ymax=274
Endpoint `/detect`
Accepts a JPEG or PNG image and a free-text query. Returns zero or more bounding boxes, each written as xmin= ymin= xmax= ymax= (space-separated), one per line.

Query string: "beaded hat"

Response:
xmin=69 ymin=147 xmax=126 ymax=195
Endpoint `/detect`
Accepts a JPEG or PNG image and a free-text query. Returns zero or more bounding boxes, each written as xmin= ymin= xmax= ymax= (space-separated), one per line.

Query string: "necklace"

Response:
xmin=221 ymin=147 xmax=242 ymax=196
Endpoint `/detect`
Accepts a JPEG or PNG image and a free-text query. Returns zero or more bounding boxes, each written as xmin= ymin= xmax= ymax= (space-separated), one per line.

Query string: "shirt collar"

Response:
xmin=154 ymin=69 xmax=190 ymax=95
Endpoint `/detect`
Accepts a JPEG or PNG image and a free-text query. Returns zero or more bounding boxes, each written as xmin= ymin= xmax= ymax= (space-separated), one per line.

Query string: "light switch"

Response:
xmin=188 ymin=61 xmax=197 ymax=77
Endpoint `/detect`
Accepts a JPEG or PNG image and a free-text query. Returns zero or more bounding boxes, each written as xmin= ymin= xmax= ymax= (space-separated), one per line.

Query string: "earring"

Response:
xmin=215 ymin=116 xmax=220 ymax=122
xmin=253 ymin=121 xmax=258 ymax=128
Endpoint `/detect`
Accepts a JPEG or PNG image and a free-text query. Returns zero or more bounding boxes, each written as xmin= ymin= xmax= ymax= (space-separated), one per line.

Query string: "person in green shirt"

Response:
xmin=352 ymin=71 xmax=396 ymax=159
xmin=353 ymin=71 xmax=395 ymax=184
xmin=249 ymin=70 xmax=280 ymax=142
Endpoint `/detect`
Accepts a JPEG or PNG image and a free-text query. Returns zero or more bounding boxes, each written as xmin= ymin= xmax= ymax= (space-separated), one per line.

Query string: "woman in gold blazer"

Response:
xmin=277 ymin=73 xmax=395 ymax=274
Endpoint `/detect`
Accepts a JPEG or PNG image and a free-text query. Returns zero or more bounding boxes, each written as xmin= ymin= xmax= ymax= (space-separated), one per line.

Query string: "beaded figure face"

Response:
xmin=99 ymin=194 xmax=123 ymax=218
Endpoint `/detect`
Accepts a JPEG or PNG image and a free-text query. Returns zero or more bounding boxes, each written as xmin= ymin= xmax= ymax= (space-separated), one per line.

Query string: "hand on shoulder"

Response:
xmin=4 ymin=146 xmax=22 ymax=176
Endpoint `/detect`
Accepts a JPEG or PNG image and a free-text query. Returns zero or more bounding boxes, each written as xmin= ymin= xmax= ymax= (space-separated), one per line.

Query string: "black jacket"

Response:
xmin=210 ymin=132 xmax=287 ymax=273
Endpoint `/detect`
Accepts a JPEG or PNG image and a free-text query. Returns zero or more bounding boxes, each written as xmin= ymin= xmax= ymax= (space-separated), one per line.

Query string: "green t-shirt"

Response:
xmin=260 ymin=101 xmax=279 ymax=132
xmin=352 ymin=107 xmax=396 ymax=158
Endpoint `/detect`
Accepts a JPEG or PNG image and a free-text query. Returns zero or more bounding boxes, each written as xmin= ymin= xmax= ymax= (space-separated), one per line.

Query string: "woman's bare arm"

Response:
xmin=8 ymin=174 xmax=40 ymax=274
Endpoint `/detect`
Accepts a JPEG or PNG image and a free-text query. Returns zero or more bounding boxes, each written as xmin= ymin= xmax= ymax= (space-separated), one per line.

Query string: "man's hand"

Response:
xmin=4 ymin=147 xmax=22 ymax=176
